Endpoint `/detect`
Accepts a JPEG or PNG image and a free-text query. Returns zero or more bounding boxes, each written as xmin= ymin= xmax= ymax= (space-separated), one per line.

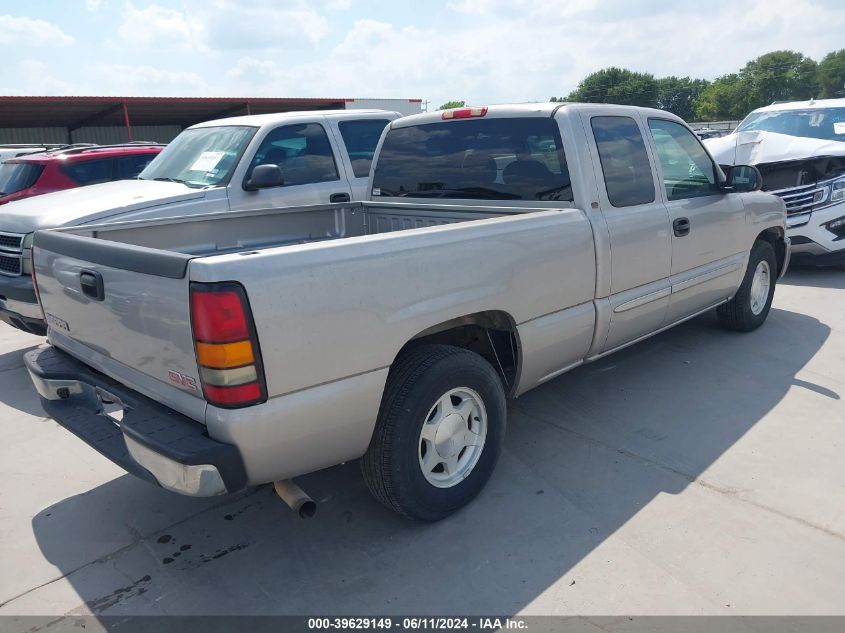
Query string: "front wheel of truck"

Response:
xmin=717 ymin=239 xmax=777 ymax=332
xmin=362 ymin=344 xmax=506 ymax=521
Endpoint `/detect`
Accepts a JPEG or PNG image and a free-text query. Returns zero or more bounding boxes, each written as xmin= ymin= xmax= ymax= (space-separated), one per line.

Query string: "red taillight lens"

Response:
xmin=190 ymin=282 xmax=266 ymax=408
xmin=191 ymin=289 xmax=250 ymax=343
xmin=202 ymin=382 xmax=262 ymax=405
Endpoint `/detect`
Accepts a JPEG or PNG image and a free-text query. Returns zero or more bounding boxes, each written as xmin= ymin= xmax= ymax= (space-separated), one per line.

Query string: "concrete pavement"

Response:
xmin=0 ymin=267 xmax=843 ymax=617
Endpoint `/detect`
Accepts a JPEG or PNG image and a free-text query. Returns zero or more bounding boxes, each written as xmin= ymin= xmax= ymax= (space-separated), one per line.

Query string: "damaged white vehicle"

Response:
xmin=705 ymin=99 xmax=845 ymax=266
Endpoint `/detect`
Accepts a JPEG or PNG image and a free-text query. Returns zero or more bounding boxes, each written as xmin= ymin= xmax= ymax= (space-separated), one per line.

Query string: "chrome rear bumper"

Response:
xmin=25 ymin=345 xmax=247 ymax=497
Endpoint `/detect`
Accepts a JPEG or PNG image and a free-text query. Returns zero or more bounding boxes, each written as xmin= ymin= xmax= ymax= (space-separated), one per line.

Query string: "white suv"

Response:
xmin=705 ymin=98 xmax=845 ymax=266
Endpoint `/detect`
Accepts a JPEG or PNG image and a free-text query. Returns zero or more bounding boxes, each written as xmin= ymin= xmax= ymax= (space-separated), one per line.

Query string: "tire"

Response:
xmin=717 ymin=240 xmax=777 ymax=332
xmin=361 ymin=344 xmax=507 ymax=521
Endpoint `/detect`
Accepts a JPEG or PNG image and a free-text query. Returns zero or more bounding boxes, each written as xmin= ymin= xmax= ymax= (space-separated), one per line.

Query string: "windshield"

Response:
xmin=138 ymin=125 xmax=256 ymax=187
xmin=372 ymin=117 xmax=573 ymax=202
xmin=736 ymin=107 xmax=845 ymax=142
xmin=0 ymin=162 xmax=44 ymax=196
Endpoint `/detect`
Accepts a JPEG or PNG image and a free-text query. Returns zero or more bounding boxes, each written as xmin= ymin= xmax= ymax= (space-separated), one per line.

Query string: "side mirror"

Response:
xmin=244 ymin=164 xmax=284 ymax=191
xmin=722 ymin=164 xmax=762 ymax=193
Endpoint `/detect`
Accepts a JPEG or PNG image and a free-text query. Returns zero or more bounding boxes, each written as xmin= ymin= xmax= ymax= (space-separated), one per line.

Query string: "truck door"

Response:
xmin=582 ymin=112 xmax=672 ymax=353
xmin=645 ymin=118 xmax=747 ymax=324
xmin=228 ymin=120 xmax=353 ymax=211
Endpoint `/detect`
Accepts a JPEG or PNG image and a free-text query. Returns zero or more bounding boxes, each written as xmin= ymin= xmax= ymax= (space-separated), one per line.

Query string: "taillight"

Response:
xmin=441 ymin=107 xmax=488 ymax=120
xmin=190 ymin=282 xmax=266 ymax=408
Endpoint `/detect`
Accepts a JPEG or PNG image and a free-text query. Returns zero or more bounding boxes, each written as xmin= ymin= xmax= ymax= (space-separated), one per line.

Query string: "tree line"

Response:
xmin=440 ymin=49 xmax=845 ymax=122
xmin=551 ymin=49 xmax=844 ymax=121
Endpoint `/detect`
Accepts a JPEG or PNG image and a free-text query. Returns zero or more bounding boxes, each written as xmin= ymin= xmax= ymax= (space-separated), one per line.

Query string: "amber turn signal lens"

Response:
xmin=196 ymin=340 xmax=254 ymax=369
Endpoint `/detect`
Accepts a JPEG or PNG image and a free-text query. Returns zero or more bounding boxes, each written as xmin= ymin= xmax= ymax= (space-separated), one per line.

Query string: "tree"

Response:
xmin=562 ymin=67 xmax=659 ymax=107
xmin=817 ymin=49 xmax=845 ymax=98
xmin=438 ymin=100 xmax=465 ymax=110
xmin=655 ymin=76 xmax=710 ymax=121
xmin=694 ymin=74 xmax=749 ymax=120
xmin=739 ymin=50 xmax=818 ymax=109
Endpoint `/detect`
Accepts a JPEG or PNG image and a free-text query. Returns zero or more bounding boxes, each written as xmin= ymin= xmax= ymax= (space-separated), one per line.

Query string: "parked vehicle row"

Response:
xmin=0 ymin=142 xmax=163 ymax=207
xmin=693 ymin=127 xmax=726 ymax=140
xmin=24 ymin=103 xmax=789 ymax=521
xmin=705 ymin=98 xmax=845 ymax=267
xmin=0 ymin=109 xmax=399 ymax=334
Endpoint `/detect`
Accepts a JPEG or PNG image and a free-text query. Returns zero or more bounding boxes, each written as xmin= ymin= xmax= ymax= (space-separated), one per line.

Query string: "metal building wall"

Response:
xmin=347 ymin=99 xmax=423 ymax=117
xmin=70 ymin=125 xmax=182 ymax=144
xmin=0 ymin=127 xmax=67 ymax=144
xmin=0 ymin=125 xmax=182 ymax=145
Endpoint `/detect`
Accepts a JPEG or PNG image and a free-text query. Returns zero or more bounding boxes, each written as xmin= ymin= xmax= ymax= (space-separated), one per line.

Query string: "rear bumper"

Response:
xmin=25 ymin=345 xmax=248 ymax=496
xmin=0 ymin=274 xmax=46 ymax=334
xmin=0 ymin=305 xmax=47 ymax=335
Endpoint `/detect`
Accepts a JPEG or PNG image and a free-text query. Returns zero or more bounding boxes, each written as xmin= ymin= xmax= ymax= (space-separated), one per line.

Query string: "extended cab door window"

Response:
xmin=247 ymin=123 xmax=339 ymax=186
xmin=647 ymin=118 xmax=718 ymax=200
xmin=337 ymin=119 xmax=390 ymax=178
xmin=590 ymin=116 xmax=656 ymax=207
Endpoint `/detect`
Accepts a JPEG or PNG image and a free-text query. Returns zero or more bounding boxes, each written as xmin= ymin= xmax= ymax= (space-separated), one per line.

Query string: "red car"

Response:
xmin=0 ymin=143 xmax=164 ymax=206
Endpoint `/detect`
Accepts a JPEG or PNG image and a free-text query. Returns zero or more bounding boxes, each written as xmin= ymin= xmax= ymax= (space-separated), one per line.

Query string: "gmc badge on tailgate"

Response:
xmin=168 ymin=370 xmax=198 ymax=392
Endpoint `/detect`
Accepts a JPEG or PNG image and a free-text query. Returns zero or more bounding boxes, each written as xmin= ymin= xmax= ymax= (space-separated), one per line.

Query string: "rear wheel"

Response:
xmin=717 ymin=240 xmax=777 ymax=332
xmin=362 ymin=344 xmax=506 ymax=521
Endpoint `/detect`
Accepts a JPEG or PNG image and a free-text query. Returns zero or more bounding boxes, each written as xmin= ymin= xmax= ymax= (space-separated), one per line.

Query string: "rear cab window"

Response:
xmin=372 ymin=117 xmax=573 ymax=202
xmin=338 ymin=119 xmax=391 ymax=178
xmin=590 ymin=116 xmax=656 ymax=207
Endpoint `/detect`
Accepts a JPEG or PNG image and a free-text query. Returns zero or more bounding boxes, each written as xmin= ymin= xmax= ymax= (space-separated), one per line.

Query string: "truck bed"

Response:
xmin=55 ymin=201 xmax=524 ymax=258
xmin=32 ymin=199 xmax=597 ymax=472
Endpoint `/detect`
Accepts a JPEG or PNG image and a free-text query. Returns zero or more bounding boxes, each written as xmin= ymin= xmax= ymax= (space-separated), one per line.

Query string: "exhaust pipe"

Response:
xmin=273 ymin=479 xmax=316 ymax=519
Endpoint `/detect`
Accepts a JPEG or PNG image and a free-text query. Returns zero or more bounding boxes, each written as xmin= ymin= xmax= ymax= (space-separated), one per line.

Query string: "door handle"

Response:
xmin=79 ymin=270 xmax=105 ymax=301
xmin=673 ymin=217 xmax=691 ymax=237
xmin=330 ymin=192 xmax=351 ymax=203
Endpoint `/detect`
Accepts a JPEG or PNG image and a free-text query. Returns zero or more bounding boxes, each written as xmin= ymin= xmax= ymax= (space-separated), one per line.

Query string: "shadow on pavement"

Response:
xmin=29 ymin=307 xmax=830 ymax=616
xmin=0 ymin=345 xmax=45 ymax=417
xmin=780 ymin=266 xmax=845 ymax=290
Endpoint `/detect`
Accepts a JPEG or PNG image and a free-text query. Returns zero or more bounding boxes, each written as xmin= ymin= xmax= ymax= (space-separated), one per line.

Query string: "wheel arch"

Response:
xmin=755 ymin=226 xmax=787 ymax=277
xmin=391 ymin=310 xmax=523 ymax=398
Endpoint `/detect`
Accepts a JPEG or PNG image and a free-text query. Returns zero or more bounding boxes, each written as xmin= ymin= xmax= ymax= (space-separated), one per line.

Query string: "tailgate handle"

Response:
xmin=79 ymin=270 xmax=105 ymax=301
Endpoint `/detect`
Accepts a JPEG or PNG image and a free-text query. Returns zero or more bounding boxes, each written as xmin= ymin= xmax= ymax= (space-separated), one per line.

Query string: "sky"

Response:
xmin=1 ymin=0 xmax=844 ymax=110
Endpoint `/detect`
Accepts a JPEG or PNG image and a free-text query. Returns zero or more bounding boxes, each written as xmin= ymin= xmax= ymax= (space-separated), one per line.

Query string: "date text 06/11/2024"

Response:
xmin=306 ymin=617 xmax=529 ymax=630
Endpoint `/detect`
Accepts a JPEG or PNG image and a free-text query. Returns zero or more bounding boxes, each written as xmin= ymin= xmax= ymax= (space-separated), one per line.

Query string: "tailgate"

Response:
xmin=32 ymin=230 xmax=206 ymax=422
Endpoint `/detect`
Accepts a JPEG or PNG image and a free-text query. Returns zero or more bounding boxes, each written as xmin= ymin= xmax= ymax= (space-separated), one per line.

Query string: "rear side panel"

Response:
xmin=191 ymin=207 xmax=596 ymax=399
xmin=192 ymin=206 xmax=596 ymax=483
xmin=32 ymin=233 xmax=205 ymax=422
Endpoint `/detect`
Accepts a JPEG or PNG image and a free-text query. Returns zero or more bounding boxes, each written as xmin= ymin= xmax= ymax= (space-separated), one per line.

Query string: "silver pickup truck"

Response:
xmin=25 ymin=103 xmax=789 ymax=521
